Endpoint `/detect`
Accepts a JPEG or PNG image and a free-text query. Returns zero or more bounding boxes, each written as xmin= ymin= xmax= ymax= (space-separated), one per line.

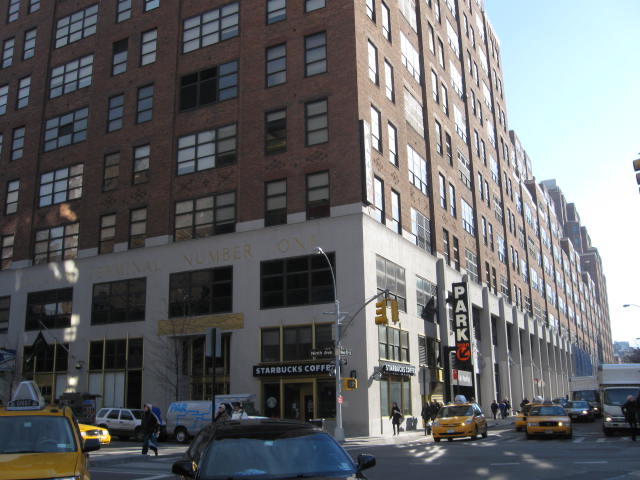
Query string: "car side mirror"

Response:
xmin=83 ymin=437 xmax=101 ymax=453
xmin=172 ymin=460 xmax=196 ymax=478
xmin=356 ymin=454 xmax=376 ymax=472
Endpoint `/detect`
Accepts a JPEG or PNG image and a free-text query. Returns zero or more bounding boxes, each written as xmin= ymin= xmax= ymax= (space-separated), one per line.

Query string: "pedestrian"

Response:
xmin=421 ymin=402 xmax=432 ymax=435
xmin=491 ymin=400 xmax=499 ymax=420
xmin=622 ymin=394 xmax=639 ymax=441
xmin=520 ymin=398 xmax=529 ymax=409
xmin=141 ymin=404 xmax=159 ymax=456
xmin=504 ymin=398 xmax=511 ymax=417
xmin=231 ymin=402 xmax=248 ymax=419
xmin=215 ymin=403 xmax=231 ymax=422
xmin=390 ymin=401 xmax=403 ymax=435
xmin=430 ymin=401 xmax=440 ymax=423
xmin=498 ymin=400 xmax=507 ymax=419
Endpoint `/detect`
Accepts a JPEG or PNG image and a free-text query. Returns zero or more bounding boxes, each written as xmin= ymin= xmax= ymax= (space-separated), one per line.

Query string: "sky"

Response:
xmin=483 ymin=1 xmax=640 ymax=344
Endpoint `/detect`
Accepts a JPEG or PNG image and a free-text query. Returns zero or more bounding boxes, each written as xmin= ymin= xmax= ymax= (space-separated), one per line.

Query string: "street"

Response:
xmin=89 ymin=419 xmax=640 ymax=480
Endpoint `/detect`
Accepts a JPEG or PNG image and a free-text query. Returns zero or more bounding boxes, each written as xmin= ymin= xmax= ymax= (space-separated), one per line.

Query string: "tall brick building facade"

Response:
xmin=0 ymin=0 xmax=611 ymax=435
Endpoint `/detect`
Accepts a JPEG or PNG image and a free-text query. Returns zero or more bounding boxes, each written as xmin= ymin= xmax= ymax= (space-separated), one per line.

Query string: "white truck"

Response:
xmin=569 ymin=375 xmax=601 ymax=416
xmin=597 ymin=364 xmax=640 ymax=436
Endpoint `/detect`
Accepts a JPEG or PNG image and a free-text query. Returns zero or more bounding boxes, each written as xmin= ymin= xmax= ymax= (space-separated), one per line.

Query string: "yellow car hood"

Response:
xmin=0 ymin=452 xmax=80 ymax=480
xmin=437 ymin=415 xmax=472 ymax=423
xmin=529 ymin=415 xmax=570 ymax=423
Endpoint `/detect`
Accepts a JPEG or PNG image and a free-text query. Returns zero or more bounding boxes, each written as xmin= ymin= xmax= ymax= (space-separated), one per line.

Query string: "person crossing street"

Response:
xmin=141 ymin=403 xmax=159 ymax=456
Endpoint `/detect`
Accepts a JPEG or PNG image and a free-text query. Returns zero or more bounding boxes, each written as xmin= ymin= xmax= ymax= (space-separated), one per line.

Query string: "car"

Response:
xmin=171 ymin=418 xmax=376 ymax=479
xmin=95 ymin=407 xmax=144 ymax=441
xmin=431 ymin=395 xmax=488 ymax=442
xmin=526 ymin=404 xmax=572 ymax=439
xmin=79 ymin=423 xmax=111 ymax=445
xmin=0 ymin=380 xmax=100 ymax=480
xmin=552 ymin=397 xmax=570 ymax=408
xmin=565 ymin=400 xmax=595 ymax=422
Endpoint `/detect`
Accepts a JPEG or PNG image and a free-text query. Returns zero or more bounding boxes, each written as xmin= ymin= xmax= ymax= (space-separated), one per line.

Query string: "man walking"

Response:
xmin=421 ymin=402 xmax=432 ymax=435
xmin=141 ymin=403 xmax=159 ymax=456
xmin=622 ymin=394 xmax=639 ymax=441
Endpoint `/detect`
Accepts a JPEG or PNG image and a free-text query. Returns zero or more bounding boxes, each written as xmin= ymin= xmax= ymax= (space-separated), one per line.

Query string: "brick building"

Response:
xmin=0 ymin=0 xmax=611 ymax=436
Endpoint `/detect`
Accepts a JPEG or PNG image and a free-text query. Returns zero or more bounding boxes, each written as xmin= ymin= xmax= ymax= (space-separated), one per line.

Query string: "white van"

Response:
xmin=167 ymin=394 xmax=257 ymax=443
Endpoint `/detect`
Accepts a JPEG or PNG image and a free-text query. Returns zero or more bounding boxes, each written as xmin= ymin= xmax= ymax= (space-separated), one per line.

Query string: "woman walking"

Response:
xmin=390 ymin=402 xmax=403 ymax=435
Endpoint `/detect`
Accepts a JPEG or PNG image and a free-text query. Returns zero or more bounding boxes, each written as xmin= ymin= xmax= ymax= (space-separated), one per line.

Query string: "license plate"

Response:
xmin=447 ymin=429 xmax=455 ymax=433
xmin=545 ymin=430 xmax=554 ymax=434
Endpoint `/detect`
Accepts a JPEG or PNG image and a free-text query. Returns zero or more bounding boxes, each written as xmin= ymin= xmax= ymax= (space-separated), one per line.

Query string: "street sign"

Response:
xmin=338 ymin=395 xmax=343 ymax=404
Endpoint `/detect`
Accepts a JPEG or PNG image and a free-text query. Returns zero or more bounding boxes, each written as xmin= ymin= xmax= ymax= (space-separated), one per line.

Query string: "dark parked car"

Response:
xmin=565 ymin=400 xmax=595 ymax=422
xmin=172 ymin=418 xmax=376 ymax=479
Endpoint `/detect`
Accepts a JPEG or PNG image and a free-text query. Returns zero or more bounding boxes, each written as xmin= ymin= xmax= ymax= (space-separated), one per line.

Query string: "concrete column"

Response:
xmin=539 ymin=326 xmax=551 ymax=399
xmin=436 ymin=259 xmax=453 ymax=402
xmin=531 ymin=320 xmax=544 ymax=399
xmin=508 ymin=306 xmax=525 ymax=408
xmin=479 ymin=287 xmax=496 ymax=405
xmin=496 ymin=298 xmax=512 ymax=405
xmin=521 ymin=316 xmax=534 ymax=401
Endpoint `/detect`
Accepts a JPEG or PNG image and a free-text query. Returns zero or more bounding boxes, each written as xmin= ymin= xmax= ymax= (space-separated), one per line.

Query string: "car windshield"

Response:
xmin=131 ymin=410 xmax=143 ymax=419
xmin=0 ymin=415 xmax=77 ymax=453
xmin=603 ymin=388 xmax=640 ymax=406
xmin=569 ymin=401 xmax=589 ymax=409
xmin=437 ymin=405 xmax=473 ymax=417
xmin=529 ymin=406 xmax=565 ymax=416
xmin=573 ymin=390 xmax=599 ymax=402
xmin=199 ymin=432 xmax=356 ymax=479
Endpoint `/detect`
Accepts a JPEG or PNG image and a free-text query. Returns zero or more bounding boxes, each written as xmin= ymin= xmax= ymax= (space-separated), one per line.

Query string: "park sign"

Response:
xmin=452 ymin=282 xmax=472 ymax=369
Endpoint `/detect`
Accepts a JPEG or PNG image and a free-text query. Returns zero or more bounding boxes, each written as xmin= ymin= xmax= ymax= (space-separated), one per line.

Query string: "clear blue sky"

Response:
xmin=484 ymin=1 xmax=640 ymax=343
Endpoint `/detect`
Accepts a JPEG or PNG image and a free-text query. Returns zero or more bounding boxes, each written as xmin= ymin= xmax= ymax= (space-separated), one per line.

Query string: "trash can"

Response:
xmin=308 ymin=418 xmax=325 ymax=431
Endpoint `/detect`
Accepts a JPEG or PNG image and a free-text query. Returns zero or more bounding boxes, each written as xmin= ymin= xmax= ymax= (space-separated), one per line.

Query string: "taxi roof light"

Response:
xmin=7 ymin=380 xmax=47 ymax=410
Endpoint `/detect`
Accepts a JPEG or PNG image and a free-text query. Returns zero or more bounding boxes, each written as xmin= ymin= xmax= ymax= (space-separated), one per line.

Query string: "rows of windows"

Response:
xmin=260 ymin=323 xmax=332 ymax=362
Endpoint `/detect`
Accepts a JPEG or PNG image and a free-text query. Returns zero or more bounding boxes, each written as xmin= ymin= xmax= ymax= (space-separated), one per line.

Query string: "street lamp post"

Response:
xmin=314 ymin=247 xmax=345 ymax=443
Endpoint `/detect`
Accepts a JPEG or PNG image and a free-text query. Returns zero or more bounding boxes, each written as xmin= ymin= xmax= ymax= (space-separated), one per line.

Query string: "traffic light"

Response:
xmin=343 ymin=378 xmax=358 ymax=390
xmin=389 ymin=299 xmax=399 ymax=323
xmin=375 ymin=300 xmax=388 ymax=325
xmin=633 ymin=158 xmax=640 ymax=192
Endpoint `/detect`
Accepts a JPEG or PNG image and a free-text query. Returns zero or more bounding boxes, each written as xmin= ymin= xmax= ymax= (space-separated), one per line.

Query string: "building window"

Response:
xmin=55 ymin=4 xmax=98 ymax=48
xmin=117 ymin=0 xmax=132 ymax=22
xmin=404 ymin=89 xmax=423 ymax=135
xmin=416 ymin=275 xmax=437 ymax=320
xmin=103 ymin=152 xmax=119 ymax=191
xmin=0 ymin=296 xmax=9 ymax=332
xmin=304 ymin=32 xmax=327 ymax=77
xmin=440 ymin=83 xmax=448 ymax=115
xmin=50 ymin=55 xmax=93 ymax=98
xmin=174 ymin=192 xmax=236 ymax=240
xmin=92 ymin=278 xmax=146 ymax=325
xmin=400 ymin=32 xmax=420 ymax=83
xmin=452 ymin=236 xmax=460 ymax=270
xmin=99 ymin=214 xmax=116 ymax=254
xmin=177 ymin=124 xmax=237 ymax=175
xmin=129 ymin=208 xmax=147 ymax=249
xmin=1 ymin=38 xmax=14 ymax=68
xmin=381 ymin=2 xmax=391 ymax=40
xmin=445 ymin=132 xmax=452 ymax=164
xmin=39 ymin=164 xmax=83 ymax=207
xmin=390 ymin=190 xmax=401 ymax=234
xmin=1 ymin=236 xmax=14 ymax=271
xmin=461 ymin=198 xmax=475 ymax=235
xmin=169 ymin=266 xmax=233 ymax=317
xmin=44 ymin=107 xmax=89 ymax=152
xmin=23 ymin=28 xmax=37 ymax=59
xmin=136 ymin=84 xmax=154 ymax=123
xmin=376 ymin=255 xmax=407 ymax=311
xmin=368 ymin=41 xmax=378 ymax=84
xmin=366 ymin=0 xmax=376 ymax=20
xmin=265 ymin=179 xmax=287 ymax=226
xmin=267 ymin=0 xmax=286 ymax=24
xmin=260 ymin=324 xmax=332 ymax=362
xmin=437 ymin=38 xmax=445 ymax=68
xmin=373 ymin=176 xmax=385 ymax=223
xmin=34 ymin=223 xmax=79 ymax=265
xmin=434 ymin=120 xmax=442 ymax=154
xmin=378 ymin=325 xmax=409 ymax=362
xmin=12 ymin=126 xmax=25 ymax=160
xmin=5 ymin=179 xmax=19 ymax=214
xmin=408 ymin=145 xmax=427 ymax=194
xmin=182 ymin=3 xmax=239 ymax=53
xmin=411 ymin=208 xmax=431 ymax=253
xmin=439 ymin=174 xmax=446 ymax=209
xmin=305 ymin=98 xmax=328 ymax=145
xmin=144 ymin=0 xmax=160 ymax=11
xmin=305 ymin=0 xmax=325 ymax=12
xmin=29 ymin=0 xmax=40 ymax=13
xmin=133 ymin=144 xmax=150 ymax=184
xmin=7 ymin=0 xmax=20 ymax=22
xmin=26 ymin=288 xmax=73 ymax=330
xmin=179 ymin=60 xmax=238 ymax=111
xmin=260 ymin=252 xmax=335 ymax=308
xmin=16 ymin=76 xmax=31 ymax=109
xmin=388 ymin=122 xmax=398 ymax=166
xmin=266 ymin=109 xmax=287 ymax=154
xmin=384 ymin=60 xmax=394 ymax=102
xmin=306 ymin=171 xmax=329 ymax=219
xmin=107 ymin=94 xmax=124 ymax=132
xmin=442 ymin=228 xmax=450 ymax=265
xmin=266 ymin=44 xmax=286 ymax=87
xmin=0 ymin=84 xmax=7 ymax=115
xmin=370 ymin=106 xmax=381 ymax=151
xmin=140 ymin=29 xmax=157 ymax=65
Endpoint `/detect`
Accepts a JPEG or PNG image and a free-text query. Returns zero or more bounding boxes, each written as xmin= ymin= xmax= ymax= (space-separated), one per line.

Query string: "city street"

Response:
xmin=88 ymin=419 xmax=640 ymax=480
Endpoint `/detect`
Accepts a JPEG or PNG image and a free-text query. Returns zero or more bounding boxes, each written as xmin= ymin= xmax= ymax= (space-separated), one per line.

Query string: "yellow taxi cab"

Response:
xmin=0 ymin=380 xmax=101 ymax=480
xmin=525 ymin=403 xmax=572 ymax=439
xmin=432 ymin=395 xmax=488 ymax=442
xmin=515 ymin=402 xmax=544 ymax=431
xmin=79 ymin=423 xmax=111 ymax=445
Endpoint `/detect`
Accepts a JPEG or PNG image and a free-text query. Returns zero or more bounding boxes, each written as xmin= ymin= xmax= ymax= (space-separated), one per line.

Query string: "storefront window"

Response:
xmin=317 ymin=380 xmax=336 ymax=418
xmin=380 ymin=377 xmax=411 ymax=417
xmin=263 ymin=383 xmax=280 ymax=418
